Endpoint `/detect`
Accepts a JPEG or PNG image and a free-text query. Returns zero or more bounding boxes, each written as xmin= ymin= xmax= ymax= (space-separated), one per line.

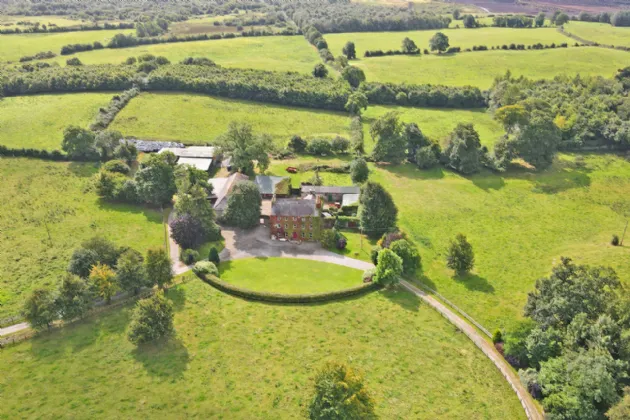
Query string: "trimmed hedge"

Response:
xmin=197 ymin=273 xmax=380 ymax=303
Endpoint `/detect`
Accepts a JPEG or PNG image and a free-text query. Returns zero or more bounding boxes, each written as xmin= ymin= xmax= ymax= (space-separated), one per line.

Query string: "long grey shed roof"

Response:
xmin=255 ymin=175 xmax=289 ymax=195
xmin=300 ymin=185 xmax=361 ymax=195
xmin=159 ymin=146 xmax=216 ymax=158
xmin=271 ymin=199 xmax=318 ymax=217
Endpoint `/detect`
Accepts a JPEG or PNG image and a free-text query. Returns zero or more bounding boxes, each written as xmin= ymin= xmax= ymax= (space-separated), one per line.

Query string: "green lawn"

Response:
xmin=0 ymin=273 xmax=527 ymax=419
xmin=0 ymin=93 xmax=114 ymax=150
xmin=345 ymin=47 xmax=629 ymax=88
xmin=48 ymin=35 xmax=320 ymax=74
xmin=110 ymin=92 xmax=352 ymax=146
xmin=330 ymin=230 xmax=378 ymax=263
xmin=564 ymin=21 xmax=630 ymax=47
xmin=326 ymin=27 xmax=568 ymax=56
xmin=370 ymin=153 xmax=630 ymax=332
xmin=0 ymin=29 xmax=135 ymax=63
xmin=266 ymin=156 xmax=354 ymax=186
xmin=362 ymin=105 xmax=505 ymax=149
xmin=0 ymin=158 xmax=165 ymax=318
xmin=219 ymin=258 xmax=363 ymax=293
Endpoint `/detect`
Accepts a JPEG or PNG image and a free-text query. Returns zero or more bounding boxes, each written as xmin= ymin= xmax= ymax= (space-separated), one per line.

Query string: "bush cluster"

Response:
xmin=90 ymin=88 xmax=140 ymax=131
xmin=197 ymin=272 xmax=380 ymax=303
xmin=19 ymin=50 xmax=56 ymax=62
xmin=492 ymin=15 xmax=534 ymax=27
xmin=0 ymin=22 xmax=133 ymax=35
xmin=60 ymin=41 xmax=105 ymax=55
xmin=364 ymin=49 xmax=420 ymax=57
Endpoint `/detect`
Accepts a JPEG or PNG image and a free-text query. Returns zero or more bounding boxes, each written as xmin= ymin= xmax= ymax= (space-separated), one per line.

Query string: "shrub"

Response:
xmin=320 ymin=229 xmax=337 ymax=249
xmin=102 ymin=159 xmax=130 ymax=174
xmin=208 ymin=246 xmax=221 ymax=265
xmin=330 ymin=136 xmax=350 ymax=153
xmin=378 ymin=231 xmax=406 ymax=249
xmin=370 ymin=246 xmax=382 ymax=265
xmin=336 ymin=233 xmax=348 ymax=250
xmin=492 ymin=329 xmax=503 ymax=344
xmin=362 ymin=268 xmax=376 ymax=283
xmin=312 ymin=63 xmax=328 ymax=78
xmin=611 ymin=234 xmax=620 ymax=246
xmin=389 ymin=239 xmax=421 ymax=274
xmin=306 ymin=138 xmax=333 ymax=156
xmin=415 ymin=145 xmax=439 ymax=169
xmin=23 ymin=288 xmax=57 ymax=330
xmin=395 ymin=91 xmax=408 ymax=105
xmin=288 ymin=135 xmax=307 ymax=153
xmin=66 ymin=57 xmax=82 ymax=66
xmin=127 ymin=291 xmax=174 ymax=345
xmin=193 ymin=261 xmax=219 ymax=277
xmin=181 ymin=249 xmax=200 ymax=265
xmin=374 ymin=248 xmax=403 ymax=286
xmin=350 ymin=157 xmax=369 ymax=184
xmin=67 ymin=248 xmax=100 ymax=278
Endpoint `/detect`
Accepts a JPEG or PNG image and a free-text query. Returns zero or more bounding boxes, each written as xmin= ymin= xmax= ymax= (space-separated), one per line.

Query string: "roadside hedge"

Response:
xmin=197 ymin=273 xmax=380 ymax=303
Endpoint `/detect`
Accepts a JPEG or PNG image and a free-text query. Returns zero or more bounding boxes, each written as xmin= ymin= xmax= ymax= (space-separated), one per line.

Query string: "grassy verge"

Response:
xmin=0 ymin=272 xmax=527 ymax=419
xmin=0 ymin=158 xmax=165 ymax=318
xmin=0 ymin=93 xmax=114 ymax=150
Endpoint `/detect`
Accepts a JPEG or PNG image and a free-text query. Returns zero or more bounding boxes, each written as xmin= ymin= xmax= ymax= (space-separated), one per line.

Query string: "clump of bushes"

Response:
xmin=180 ymin=249 xmax=200 ymax=265
xmin=320 ymin=229 xmax=347 ymax=250
xmin=102 ymin=159 xmax=130 ymax=174
xmin=193 ymin=261 xmax=219 ymax=277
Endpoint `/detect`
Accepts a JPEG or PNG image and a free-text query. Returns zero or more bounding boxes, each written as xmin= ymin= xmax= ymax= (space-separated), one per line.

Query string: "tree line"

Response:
xmin=0 ymin=22 xmax=133 ymax=35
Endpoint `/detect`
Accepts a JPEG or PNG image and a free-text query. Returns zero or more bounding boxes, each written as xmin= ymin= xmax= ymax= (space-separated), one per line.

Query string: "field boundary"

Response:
xmin=557 ymin=26 xmax=630 ymax=52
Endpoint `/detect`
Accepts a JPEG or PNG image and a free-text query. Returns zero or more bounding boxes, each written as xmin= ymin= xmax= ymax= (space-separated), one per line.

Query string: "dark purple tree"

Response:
xmin=169 ymin=214 xmax=204 ymax=249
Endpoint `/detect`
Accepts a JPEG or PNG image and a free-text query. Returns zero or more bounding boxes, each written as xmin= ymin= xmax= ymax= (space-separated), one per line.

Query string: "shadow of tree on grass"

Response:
xmin=133 ymin=335 xmax=189 ymax=380
xmin=452 ymin=273 xmax=495 ymax=293
xmin=381 ymin=287 xmax=421 ymax=312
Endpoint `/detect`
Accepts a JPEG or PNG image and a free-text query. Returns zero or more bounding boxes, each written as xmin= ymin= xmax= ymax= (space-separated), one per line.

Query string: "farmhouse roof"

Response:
xmin=159 ymin=146 xmax=216 ymax=159
xmin=271 ymin=198 xmax=318 ymax=217
xmin=210 ymin=172 xmax=250 ymax=211
xmin=342 ymin=193 xmax=360 ymax=207
xmin=300 ymin=185 xmax=361 ymax=195
xmin=255 ymin=175 xmax=290 ymax=195
xmin=177 ymin=157 xmax=213 ymax=171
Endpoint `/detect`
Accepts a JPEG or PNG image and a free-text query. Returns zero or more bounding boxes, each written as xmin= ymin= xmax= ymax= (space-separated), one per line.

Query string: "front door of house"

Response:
xmin=292 ymin=231 xmax=298 ymax=240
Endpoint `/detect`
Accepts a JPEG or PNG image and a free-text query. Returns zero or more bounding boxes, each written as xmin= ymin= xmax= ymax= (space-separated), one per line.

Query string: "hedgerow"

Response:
xmin=359 ymin=82 xmax=486 ymax=108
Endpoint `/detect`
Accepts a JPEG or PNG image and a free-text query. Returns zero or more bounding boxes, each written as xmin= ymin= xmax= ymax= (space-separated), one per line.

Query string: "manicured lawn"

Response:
xmin=326 ymin=27 xmax=568 ymax=56
xmin=0 ymin=29 xmax=134 ymax=63
xmin=0 ymin=273 xmax=527 ymax=419
xmin=48 ymin=35 xmax=320 ymax=74
xmin=564 ymin=21 xmax=630 ymax=47
xmin=0 ymin=93 xmax=114 ymax=150
xmin=370 ymin=153 xmax=630 ymax=332
xmin=344 ymin=47 xmax=628 ymax=88
xmin=266 ymin=156 xmax=354 ymax=186
xmin=219 ymin=258 xmax=363 ymax=293
xmin=331 ymin=230 xmax=378 ymax=263
xmin=362 ymin=105 xmax=505 ymax=149
xmin=0 ymin=158 xmax=165 ymax=319
xmin=110 ymin=92 xmax=352 ymax=146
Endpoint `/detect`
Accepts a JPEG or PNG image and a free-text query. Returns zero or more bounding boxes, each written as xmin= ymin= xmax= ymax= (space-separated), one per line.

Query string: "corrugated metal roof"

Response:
xmin=300 ymin=185 xmax=361 ymax=195
xmin=255 ymin=175 xmax=289 ymax=195
xmin=271 ymin=198 xmax=318 ymax=217
xmin=211 ymin=172 xmax=250 ymax=211
xmin=159 ymin=146 xmax=216 ymax=158
xmin=342 ymin=193 xmax=360 ymax=207
xmin=177 ymin=157 xmax=213 ymax=171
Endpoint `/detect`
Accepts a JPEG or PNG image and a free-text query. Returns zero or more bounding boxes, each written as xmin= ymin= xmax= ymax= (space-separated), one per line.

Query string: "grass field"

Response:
xmin=0 ymin=272 xmax=527 ymax=419
xmin=0 ymin=15 xmax=87 ymax=29
xmin=266 ymin=156 xmax=354 ymax=186
xmin=363 ymin=105 xmax=505 ymax=148
xmin=170 ymin=12 xmax=277 ymax=35
xmin=564 ymin=21 xmax=630 ymax=47
xmin=110 ymin=92 xmax=352 ymax=146
xmin=345 ymin=47 xmax=629 ymax=88
xmin=326 ymin=27 xmax=568 ymax=56
xmin=0 ymin=93 xmax=113 ymax=150
xmin=219 ymin=258 xmax=363 ymax=293
xmin=48 ymin=35 xmax=319 ymax=73
xmin=0 ymin=29 xmax=135 ymax=63
xmin=0 ymin=158 xmax=165 ymax=319
xmin=370 ymin=153 xmax=630 ymax=332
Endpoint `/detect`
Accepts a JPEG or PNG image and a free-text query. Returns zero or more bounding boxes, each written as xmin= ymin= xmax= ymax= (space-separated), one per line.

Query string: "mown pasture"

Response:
xmin=0 ymin=158 xmax=165 ymax=319
xmin=563 ymin=21 xmax=630 ymax=47
xmin=362 ymin=105 xmax=505 ymax=149
xmin=109 ymin=92 xmax=352 ymax=146
xmin=0 ymin=29 xmax=135 ymax=63
xmin=326 ymin=27 xmax=569 ymax=55
xmin=346 ymin=47 xmax=629 ymax=87
xmin=369 ymin=153 xmax=630 ymax=331
xmin=0 ymin=93 xmax=114 ymax=150
xmin=219 ymin=258 xmax=363 ymax=293
xmin=48 ymin=35 xmax=320 ymax=74
xmin=0 ymin=271 xmax=527 ymax=419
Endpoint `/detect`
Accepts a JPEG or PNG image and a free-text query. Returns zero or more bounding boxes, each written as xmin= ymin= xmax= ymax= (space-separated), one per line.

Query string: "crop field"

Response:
xmin=0 ymin=29 xmax=135 ymax=63
xmin=370 ymin=153 xmax=630 ymax=331
xmin=347 ymin=47 xmax=629 ymax=87
xmin=563 ymin=21 xmax=630 ymax=47
xmin=0 ymin=272 xmax=527 ymax=419
xmin=49 ymin=35 xmax=319 ymax=74
xmin=0 ymin=158 xmax=165 ymax=319
xmin=109 ymin=92 xmax=352 ymax=146
xmin=219 ymin=258 xmax=363 ymax=293
xmin=325 ymin=27 xmax=568 ymax=56
xmin=0 ymin=93 xmax=114 ymax=150
xmin=362 ymin=105 xmax=505 ymax=148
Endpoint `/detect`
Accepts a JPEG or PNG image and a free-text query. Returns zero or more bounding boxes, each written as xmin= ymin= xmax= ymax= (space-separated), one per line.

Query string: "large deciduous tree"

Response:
xmin=390 ymin=239 xmax=421 ymax=275
xmin=145 ymin=248 xmax=173 ymax=291
xmin=62 ymin=126 xmax=97 ymax=160
xmin=359 ymin=181 xmax=397 ymax=237
xmin=127 ymin=291 xmax=174 ymax=345
xmin=55 ymin=274 xmax=93 ymax=321
xmin=341 ymin=65 xmax=366 ymax=88
xmin=342 ymin=41 xmax=357 ymax=59
xmin=375 ymin=248 xmax=403 ymax=286
xmin=401 ymin=37 xmax=419 ymax=53
xmin=215 ymin=122 xmax=273 ymax=173
xmin=370 ymin=111 xmax=407 ymax=164
xmin=89 ymin=263 xmax=118 ymax=304
xmin=535 ymin=12 xmax=546 ymax=27
xmin=135 ymin=152 xmax=177 ymax=206
xmin=95 ymin=130 xmax=123 ymax=161
xmin=446 ymin=233 xmax=474 ymax=275
xmin=116 ymin=249 xmax=147 ymax=295
xmin=23 ymin=288 xmax=57 ymax=330
xmin=309 ymin=362 xmax=376 ymax=420
xmin=443 ymin=123 xmax=484 ymax=174
xmin=221 ymin=181 xmax=262 ymax=229
xmin=345 ymin=91 xmax=368 ymax=116
xmin=350 ymin=157 xmax=369 ymax=184
xmin=429 ymin=32 xmax=449 ymax=52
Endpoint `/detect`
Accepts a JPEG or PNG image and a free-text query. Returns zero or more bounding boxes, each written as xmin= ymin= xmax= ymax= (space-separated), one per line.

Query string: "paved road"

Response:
xmin=400 ymin=281 xmax=542 ymax=420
